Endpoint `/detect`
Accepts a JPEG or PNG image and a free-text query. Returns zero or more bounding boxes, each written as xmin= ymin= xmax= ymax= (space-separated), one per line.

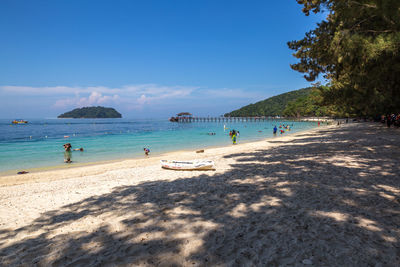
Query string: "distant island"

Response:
xmin=58 ymin=106 xmax=122 ymax=118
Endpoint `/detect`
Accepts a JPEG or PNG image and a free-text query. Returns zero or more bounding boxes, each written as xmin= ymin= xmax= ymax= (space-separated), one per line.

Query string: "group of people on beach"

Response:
xmin=273 ymin=124 xmax=292 ymax=135
xmin=229 ymin=129 xmax=239 ymax=144
xmin=63 ymin=142 xmax=152 ymax=163
xmin=381 ymin=114 xmax=400 ymax=128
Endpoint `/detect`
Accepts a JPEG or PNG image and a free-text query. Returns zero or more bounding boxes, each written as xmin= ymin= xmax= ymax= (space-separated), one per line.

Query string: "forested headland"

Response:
xmin=225 ymin=87 xmax=339 ymax=117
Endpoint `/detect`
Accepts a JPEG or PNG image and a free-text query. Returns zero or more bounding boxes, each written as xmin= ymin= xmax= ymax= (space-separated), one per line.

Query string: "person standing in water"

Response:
xmin=231 ymin=130 xmax=237 ymax=144
xmin=63 ymin=143 xmax=72 ymax=163
xmin=144 ymin=147 xmax=150 ymax=156
xmin=273 ymin=125 xmax=277 ymax=135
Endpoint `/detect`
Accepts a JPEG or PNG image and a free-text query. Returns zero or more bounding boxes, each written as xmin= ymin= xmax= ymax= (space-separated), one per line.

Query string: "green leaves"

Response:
xmin=289 ymin=0 xmax=400 ymax=115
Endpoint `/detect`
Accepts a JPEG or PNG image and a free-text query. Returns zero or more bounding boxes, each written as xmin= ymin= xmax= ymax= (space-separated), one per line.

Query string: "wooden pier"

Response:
xmin=171 ymin=117 xmax=273 ymax=122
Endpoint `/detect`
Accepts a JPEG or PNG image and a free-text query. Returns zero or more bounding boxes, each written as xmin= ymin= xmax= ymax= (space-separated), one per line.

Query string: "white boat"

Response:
xmin=160 ymin=160 xmax=215 ymax=170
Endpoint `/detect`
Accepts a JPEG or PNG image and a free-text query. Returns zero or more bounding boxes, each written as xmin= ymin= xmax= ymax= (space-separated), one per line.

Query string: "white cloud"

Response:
xmin=0 ymin=84 xmax=264 ymax=112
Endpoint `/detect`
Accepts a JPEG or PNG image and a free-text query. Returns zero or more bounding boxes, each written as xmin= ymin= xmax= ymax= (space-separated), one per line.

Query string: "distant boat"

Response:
xmin=161 ymin=160 xmax=215 ymax=170
xmin=12 ymin=120 xmax=28 ymax=124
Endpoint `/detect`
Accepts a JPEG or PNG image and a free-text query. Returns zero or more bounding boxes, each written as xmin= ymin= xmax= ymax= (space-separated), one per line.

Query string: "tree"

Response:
xmin=288 ymin=0 xmax=400 ymax=116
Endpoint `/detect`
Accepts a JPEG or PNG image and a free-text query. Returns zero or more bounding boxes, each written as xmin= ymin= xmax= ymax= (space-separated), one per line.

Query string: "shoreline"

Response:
xmin=0 ymin=124 xmax=326 ymax=186
xmin=1 ymin=122 xmax=399 ymax=266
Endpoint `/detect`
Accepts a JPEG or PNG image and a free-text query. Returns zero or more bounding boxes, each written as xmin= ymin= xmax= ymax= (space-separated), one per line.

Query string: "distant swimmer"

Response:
xmin=207 ymin=132 xmax=216 ymax=135
xmin=73 ymin=148 xmax=84 ymax=151
xmin=143 ymin=147 xmax=150 ymax=156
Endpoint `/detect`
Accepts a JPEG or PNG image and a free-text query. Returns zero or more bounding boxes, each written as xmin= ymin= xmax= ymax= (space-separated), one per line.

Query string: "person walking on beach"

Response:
xmin=63 ymin=143 xmax=72 ymax=163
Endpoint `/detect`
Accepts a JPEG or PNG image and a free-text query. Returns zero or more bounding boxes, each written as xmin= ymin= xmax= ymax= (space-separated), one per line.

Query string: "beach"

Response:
xmin=0 ymin=122 xmax=399 ymax=266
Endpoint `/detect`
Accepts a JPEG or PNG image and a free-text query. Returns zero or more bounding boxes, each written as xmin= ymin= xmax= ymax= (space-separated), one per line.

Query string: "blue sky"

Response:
xmin=0 ymin=0 xmax=324 ymax=118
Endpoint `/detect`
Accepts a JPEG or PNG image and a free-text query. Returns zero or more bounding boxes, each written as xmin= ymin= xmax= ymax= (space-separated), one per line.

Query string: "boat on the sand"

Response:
xmin=161 ymin=160 xmax=215 ymax=170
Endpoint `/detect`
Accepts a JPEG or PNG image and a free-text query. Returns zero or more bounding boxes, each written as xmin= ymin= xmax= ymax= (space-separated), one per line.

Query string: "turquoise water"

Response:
xmin=0 ymin=118 xmax=317 ymax=173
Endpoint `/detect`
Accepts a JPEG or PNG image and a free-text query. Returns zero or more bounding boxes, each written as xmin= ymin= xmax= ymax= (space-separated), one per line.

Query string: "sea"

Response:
xmin=0 ymin=118 xmax=318 ymax=174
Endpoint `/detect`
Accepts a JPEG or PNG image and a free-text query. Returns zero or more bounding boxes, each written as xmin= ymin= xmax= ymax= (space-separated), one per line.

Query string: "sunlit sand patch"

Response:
xmin=81 ymin=240 xmax=103 ymax=254
xmin=313 ymin=210 xmax=349 ymax=222
xmin=380 ymin=235 xmax=397 ymax=243
xmin=375 ymin=184 xmax=400 ymax=194
xmin=355 ymin=217 xmax=381 ymax=232
xmin=277 ymin=187 xmax=293 ymax=196
xmin=228 ymin=203 xmax=248 ymax=218
xmin=341 ymin=198 xmax=358 ymax=207
xmin=379 ymin=192 xmax=396 ymax=201
xmin=381 ymin=171 xmax=396 ymax=176
xmin=275 ymin=182 xmax=297 ymax=196
xmin=323 ymin=156 xmax=370 ymax=168
xmin=365 ymin=147 xmax=375 ymax=152
xmin=249 ymin=195 xmax=281 ymax=212
xmin=166 ymin=206 xmax=201 ymax=218
xmin=232 ymin=178 xmax=260 ymax=184
xmin=134 ymin=231 xmax=165 ymax=243
xmin=352 ymin=188 xmax=371 ymax=196
xmin=264 ymin=196 xmax=281 ymax=207
xmin=172 ymin=221 xmax=219 ymax=258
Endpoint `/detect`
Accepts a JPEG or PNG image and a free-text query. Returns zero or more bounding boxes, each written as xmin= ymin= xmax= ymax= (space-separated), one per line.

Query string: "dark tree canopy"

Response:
xmin=288 ymin=0 xmax=400 ymax=116
xmin=58 ymin=106 xmax=122 ymax=118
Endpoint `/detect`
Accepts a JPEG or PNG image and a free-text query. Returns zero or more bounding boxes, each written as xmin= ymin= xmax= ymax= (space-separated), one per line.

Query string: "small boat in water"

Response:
xmin=161 ymin=160 xmax=215 ymax=170
xmin=12 ymin=120 xmax=28 ymax=124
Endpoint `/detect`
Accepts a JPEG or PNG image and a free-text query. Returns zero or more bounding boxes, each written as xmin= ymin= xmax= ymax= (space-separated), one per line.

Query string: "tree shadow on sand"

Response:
xmin=1 ymin=123 xmax=399 ymax=266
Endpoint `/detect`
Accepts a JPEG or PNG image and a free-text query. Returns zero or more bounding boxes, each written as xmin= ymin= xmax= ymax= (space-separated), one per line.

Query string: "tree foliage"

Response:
xmin=58 ymin=106 xmax=122 ymax=118
xmin=283 ymin=86 xmax=339 ymax=117
xmin=225 ymin=88 xmax=313 ymax=117
xmin=288 ymin=0 xmax=400 ymax=116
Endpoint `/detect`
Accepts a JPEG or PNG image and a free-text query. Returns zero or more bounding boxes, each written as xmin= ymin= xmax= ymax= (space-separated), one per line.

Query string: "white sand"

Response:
xmin=0 ymin=122 xmax=399 ymax=266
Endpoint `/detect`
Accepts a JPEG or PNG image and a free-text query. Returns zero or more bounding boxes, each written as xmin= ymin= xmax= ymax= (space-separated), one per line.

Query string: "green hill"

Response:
xmin=58 ymin=106 xmax=122 ymax=118
xmin=225 ymin=87 xmax=313 ymax=117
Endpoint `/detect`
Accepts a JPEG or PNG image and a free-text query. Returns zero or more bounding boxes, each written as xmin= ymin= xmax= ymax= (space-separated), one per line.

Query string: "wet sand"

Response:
xmin=0 ymin=122 xmax=399 ymax=266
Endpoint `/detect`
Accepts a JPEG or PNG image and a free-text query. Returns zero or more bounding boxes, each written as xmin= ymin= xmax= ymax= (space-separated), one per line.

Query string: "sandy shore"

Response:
xmin=0 ymin=122 xmax=399 ymax=266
